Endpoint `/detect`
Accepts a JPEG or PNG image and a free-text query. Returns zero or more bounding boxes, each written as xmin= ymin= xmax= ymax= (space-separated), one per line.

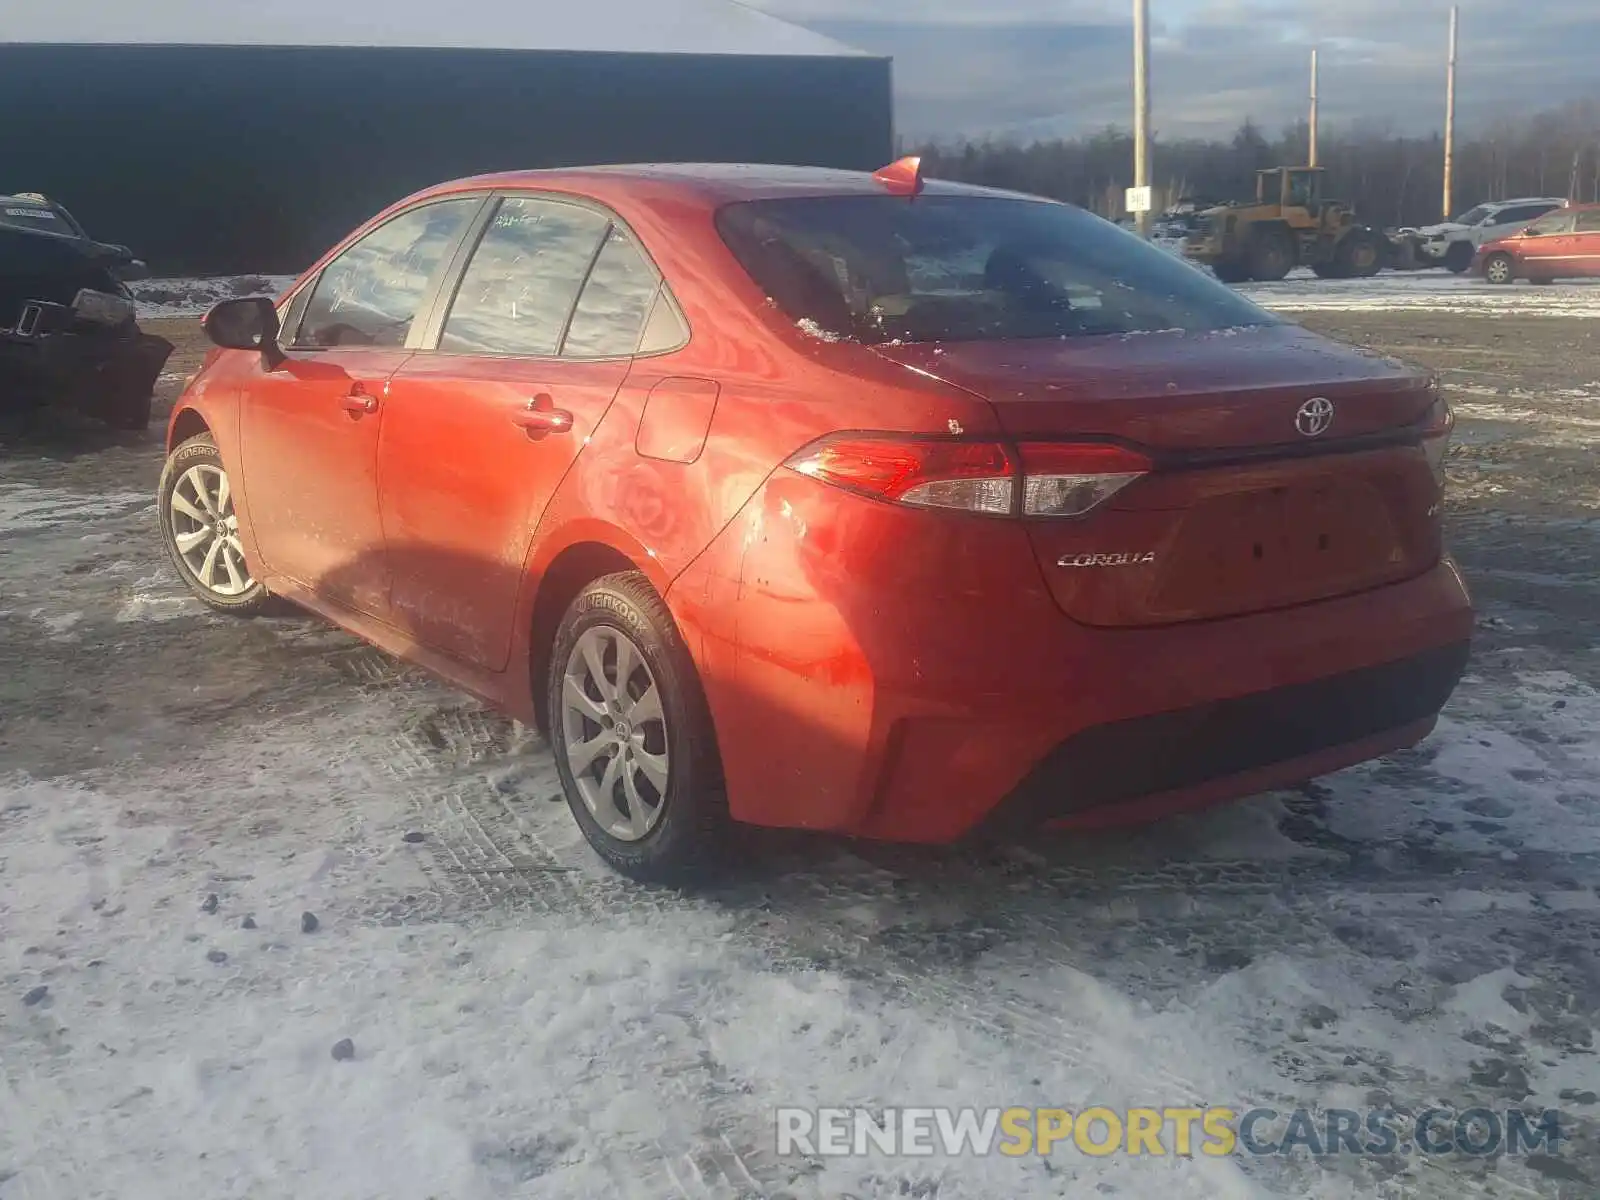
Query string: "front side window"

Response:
xmin=1524 ymin=211 xmax=1576 ymax=237
xmin=440 ymin=197 xmax=609 ymax=356
xmin=297 ymin=199 xmax=477 ymax=349
xmin=717 ymin=194 xmax=1277 ymax=345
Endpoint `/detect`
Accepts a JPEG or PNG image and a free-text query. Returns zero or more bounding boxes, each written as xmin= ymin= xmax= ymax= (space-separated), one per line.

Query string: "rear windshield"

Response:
xmin=716 ymin=194 xmax=1277 ymax=345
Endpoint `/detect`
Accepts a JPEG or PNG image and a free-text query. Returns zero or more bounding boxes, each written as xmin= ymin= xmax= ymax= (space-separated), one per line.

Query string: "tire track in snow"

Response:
xmin=354 ymin=686 xmax=1593 ymax=1200
xmin=354 ymin=697 xmax=791 ymax=1198
xmin=367 ymin=702 xmax=1217 ymax=1167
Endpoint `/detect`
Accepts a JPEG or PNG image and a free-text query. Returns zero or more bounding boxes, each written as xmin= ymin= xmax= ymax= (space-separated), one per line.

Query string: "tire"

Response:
xmin=1483 ymin=253 xmax=1516 ymax=286
xmin=1210 ymin=260 xmax=1251 ymax=285
xmin=1336 ymin=230 xmax=1384 ymax=278
xmin=1443 ymin=242 xmax=1475 ymax=274
xmin=157 ymin=433 xmax=272 ymax=615
xmin=1246 ymin=229 xmax=1295 ymax=282
xmin=547 ymin=571 xmax=729 ymax=883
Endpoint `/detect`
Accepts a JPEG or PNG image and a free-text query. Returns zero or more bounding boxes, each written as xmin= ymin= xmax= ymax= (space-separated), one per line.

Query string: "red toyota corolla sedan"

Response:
xmin=1473 ymin=201 xmax=1600 ymax=284
xmin=161 ymin=160 xmax=1472 ymax=880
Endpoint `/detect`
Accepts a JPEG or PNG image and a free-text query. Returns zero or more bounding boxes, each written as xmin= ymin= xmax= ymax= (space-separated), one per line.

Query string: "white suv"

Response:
xmin=1411 ymin=198 xmax=1568 ymax=273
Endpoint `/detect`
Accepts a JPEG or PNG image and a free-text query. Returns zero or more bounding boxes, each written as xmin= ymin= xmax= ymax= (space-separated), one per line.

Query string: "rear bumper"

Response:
xmin=979 ymin=640 xmax=1468 ymax=834
xmin=671 ymin=474 xmax=1474 ymax=845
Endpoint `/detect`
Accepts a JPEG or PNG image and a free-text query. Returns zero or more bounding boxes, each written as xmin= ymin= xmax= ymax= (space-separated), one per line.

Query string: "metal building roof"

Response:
xmin=2 ymin=0 xmax=866 ymax=57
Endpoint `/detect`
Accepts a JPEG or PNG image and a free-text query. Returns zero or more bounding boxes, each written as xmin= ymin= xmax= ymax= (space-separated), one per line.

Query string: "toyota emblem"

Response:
xmin=1295 ymin=397 xmax=1335 ymax=438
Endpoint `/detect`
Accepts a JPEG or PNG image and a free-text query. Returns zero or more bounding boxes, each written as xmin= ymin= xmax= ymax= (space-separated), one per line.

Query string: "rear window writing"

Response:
xmin=716 ymin=195 xmax=1277 ymax=345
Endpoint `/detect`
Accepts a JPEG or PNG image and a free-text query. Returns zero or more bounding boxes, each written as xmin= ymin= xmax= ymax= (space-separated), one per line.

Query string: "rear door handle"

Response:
xmin=512 ymin=394 xmax=574 ymax=439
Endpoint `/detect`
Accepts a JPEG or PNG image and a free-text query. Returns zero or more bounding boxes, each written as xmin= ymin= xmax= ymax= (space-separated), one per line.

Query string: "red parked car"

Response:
xmin=1474 ymin=201 xmax=1600 ymax=284
xmin=163 ymin=160 xmax=1472 ymax=879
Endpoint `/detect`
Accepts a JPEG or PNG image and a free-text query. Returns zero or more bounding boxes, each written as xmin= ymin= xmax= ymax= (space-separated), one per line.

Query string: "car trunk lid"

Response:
xmin=871 ymin=325 xmax=1444 ymax=626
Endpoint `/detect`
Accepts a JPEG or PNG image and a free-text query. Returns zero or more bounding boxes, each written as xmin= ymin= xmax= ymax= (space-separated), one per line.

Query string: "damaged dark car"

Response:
xmin=1 ymin=193 xmax=172 ymax=430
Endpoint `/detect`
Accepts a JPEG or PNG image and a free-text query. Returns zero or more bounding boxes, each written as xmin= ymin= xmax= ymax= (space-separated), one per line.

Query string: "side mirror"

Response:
xmin=202 ymin=297 xmax=285 ymax=368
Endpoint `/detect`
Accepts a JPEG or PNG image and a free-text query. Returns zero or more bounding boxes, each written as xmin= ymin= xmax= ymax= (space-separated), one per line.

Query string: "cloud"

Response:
xmin=755 ymin=0 xmax=1597 ymax=140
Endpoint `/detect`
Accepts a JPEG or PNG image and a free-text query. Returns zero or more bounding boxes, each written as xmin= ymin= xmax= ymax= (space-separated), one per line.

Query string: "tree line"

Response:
xmin=910 ymin=97 xmax=1600 ymax=229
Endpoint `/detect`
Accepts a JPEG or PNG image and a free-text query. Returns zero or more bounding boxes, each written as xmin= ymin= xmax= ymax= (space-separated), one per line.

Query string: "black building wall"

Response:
xmin=0 ymin=44 xmax=893 ymax=274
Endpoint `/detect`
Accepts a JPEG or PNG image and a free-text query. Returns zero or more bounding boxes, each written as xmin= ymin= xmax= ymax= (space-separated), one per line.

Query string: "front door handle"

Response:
xmin=512 ymin=394 xmax=574 ymax=439
xmin=341 ymin=386 xmax=379 ymax=416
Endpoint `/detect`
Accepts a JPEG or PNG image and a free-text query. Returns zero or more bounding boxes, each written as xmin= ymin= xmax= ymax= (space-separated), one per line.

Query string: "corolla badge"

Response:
xmin=1057 ymin=551 xmax=1157 ymax=568
xmin=1295 ymin=396 xmax=1335 ymax=437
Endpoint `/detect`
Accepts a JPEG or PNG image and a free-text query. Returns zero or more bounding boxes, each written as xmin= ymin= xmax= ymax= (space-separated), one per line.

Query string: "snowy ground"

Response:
xmin=130 ymin=276 xmax=296 ymax=320
xmin=1147 ymin=234 xmax=1600 ymax=317
xmin=1242 ymin=271 xmax=1600 ymax=317
xmin=1 ymin=312 xmax=1598 ymax=1199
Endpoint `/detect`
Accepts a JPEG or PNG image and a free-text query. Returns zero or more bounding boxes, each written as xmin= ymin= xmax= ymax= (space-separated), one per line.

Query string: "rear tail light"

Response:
xmin=1419 ymin=388 xmax=1454 ymax=489
xmin=1015 ymin=441 xmax=1152 ymax=517
xmin=784 ymin=437 xmax=1014 ymax=514
xmin=783 ymin=435 xmax=1150 ymax=518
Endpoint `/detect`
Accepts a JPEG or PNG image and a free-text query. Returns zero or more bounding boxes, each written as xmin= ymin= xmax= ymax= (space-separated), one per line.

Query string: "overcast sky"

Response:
xmin=756 ymin=0 xmax=1596 ymax=141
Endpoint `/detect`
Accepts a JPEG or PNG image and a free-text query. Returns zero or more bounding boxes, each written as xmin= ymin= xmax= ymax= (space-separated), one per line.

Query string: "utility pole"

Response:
xmin=1308 ymin=48 xmax=1320 ymax=168
xmin=1443 ymin=5 xmax=1459 ymax=220
xmin=1133 ymin=0 xmax=1152 ymax=237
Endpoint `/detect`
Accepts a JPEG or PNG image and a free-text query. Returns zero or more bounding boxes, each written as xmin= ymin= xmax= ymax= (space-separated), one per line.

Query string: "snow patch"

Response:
xmin=1322 ymin=671 xmax=1600 ymax=855
xmin=0 ymin=759 xmax=1275 ymax=1200
xmin=0 ymin=484 xmax=153 ymax=534
xmin=1239 ymin=270 xmax=1600 ymax=316
xmin=115 ymin=594 xmax=196 ymax=624
xmin=1442 ymin=967 xmax=1538 ymax=1039
xmin=132 ymin=275 xmax=297 ymax=321
xmin=29 ymin=608 xmax=84 ymax=640
xmin=795 ymin=316 xmax=843 ymax=343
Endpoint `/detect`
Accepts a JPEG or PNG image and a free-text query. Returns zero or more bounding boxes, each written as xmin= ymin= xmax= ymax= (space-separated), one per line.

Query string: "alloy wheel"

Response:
xmin=169 ymin=464 xmax=254 ymax=597
xmin=561 ymin=625 xmax=671 ymax=841
xmin=1485 ymin=257 xmax=1513 ymax=285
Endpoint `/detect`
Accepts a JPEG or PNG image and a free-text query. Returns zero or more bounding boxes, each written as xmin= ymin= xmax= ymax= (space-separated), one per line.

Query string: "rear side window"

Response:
xmin=1576 ymin=211 xmax=1600 ymax=233
xmin=563 ymin=226 xmax=662 ymax=358
xmin=638 ymin=290 xmax=690 ymax=354
xmin=716 ymin=195 xmax=1276 ymax=345
xmin=440 ymin=197 xmax=609 ymax=356
xmin=297 ymin=199 xmax=476 ymax=348
xmin=1497 ymin=204 xmax=1557 ymax=228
